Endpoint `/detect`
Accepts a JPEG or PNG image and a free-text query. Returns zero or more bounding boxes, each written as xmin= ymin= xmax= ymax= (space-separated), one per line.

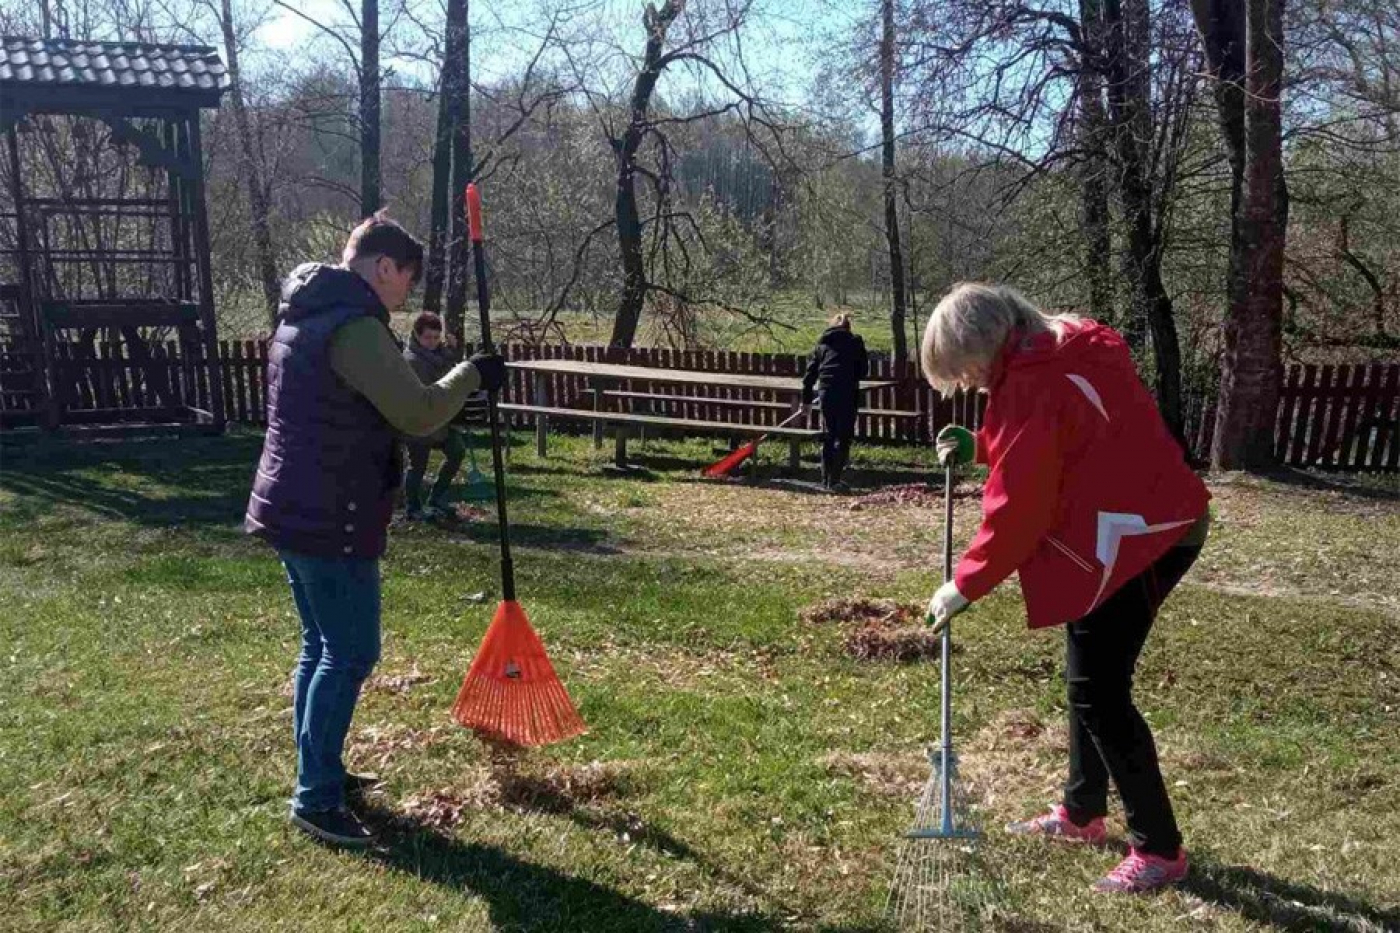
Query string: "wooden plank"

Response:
xmin=1334 ymin=365 xmax=1368 ymax=469
xmin=220 ymin=340 xmax=237 ymax=425
xmin=505 ymin=358 xmax=896 ymax=393
xmin=497 ymin=403 xmax=821 ymax=438
xmin=1381 ymin=365 xmax=1400 ymax=472
xmin=1288 ymin=364 xmax=1318 ymax=465
xmin=1273 ymin=365 xmax=1301 ymax=462
xmin=1315 ymin=365 xmax=1349 ymax=467
xmin=41 ymin=301 xmax=199 ymax=329
xmin=232 ymin=340 xmax=249 ymax=424
xmin=601 ymin=390 xmax=790 ymax=410
xmin=1352 ymin=364 xmax=1386 ymax=470
xmin=1306 ymin=364 xmax=1334 ymax=465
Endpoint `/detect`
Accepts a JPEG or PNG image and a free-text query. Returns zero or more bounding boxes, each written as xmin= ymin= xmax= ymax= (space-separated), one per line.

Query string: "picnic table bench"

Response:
xmin=503 ymin=359 xmax=899 ymax=471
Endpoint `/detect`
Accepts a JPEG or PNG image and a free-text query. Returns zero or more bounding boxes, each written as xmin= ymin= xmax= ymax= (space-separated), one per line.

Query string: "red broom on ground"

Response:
xmin=450 ymin=182 xmax=586 ymax=747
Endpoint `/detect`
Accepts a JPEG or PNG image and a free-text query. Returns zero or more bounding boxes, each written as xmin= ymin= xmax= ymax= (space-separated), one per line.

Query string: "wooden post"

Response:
xmin=533 ymin=370 xmax=548 ymax=457
xmin=614 ymin=425 xmax=628 ymax=469
xmin=185 ymin=115 xmax=227 ymax=434
xmin=7 ymin=126 xmax=58 ymax=430
xmin=788 ymin=397 xmax=801 ymax=470
xmin=591 ymin=378 xmax=604 ymax=448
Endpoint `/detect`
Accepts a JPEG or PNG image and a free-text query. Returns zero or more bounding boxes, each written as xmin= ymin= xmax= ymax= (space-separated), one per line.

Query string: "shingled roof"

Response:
xmin=0 ymin=37 xmax=228 ymax=113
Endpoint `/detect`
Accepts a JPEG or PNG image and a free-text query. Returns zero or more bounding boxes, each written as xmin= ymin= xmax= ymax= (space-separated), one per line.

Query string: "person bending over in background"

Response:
xmin=801 ymin=313 xmax=868 ymax=491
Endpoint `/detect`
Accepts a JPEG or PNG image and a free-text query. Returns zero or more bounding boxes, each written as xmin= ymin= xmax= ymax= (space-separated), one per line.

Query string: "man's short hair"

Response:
xmin=413 ymin=311 xmax=444 ymax=336
xmin=343 ymin=210 xmax=425 ymax=283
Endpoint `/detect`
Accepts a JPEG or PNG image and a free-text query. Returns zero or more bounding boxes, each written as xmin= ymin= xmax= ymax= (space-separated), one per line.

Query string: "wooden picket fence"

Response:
xmin=213 ymin=339 xmax=985 ymax=442
xmin=4 ymin=338 xmax=1398 ymax=472
xmin=1272 ymin=362 xmax=1400 ymax=471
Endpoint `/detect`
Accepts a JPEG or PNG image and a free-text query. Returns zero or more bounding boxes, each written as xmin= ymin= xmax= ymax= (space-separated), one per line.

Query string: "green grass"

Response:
xmin=2 ymin=429 xmax=1398 ymax=930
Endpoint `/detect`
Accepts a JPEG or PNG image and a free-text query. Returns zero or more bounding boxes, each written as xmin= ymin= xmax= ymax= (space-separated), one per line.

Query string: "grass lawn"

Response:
xmin=1 ymin=428 xmax=1398 ymax=931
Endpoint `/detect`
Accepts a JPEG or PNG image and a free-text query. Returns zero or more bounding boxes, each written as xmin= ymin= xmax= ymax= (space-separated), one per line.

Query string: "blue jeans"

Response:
xmin=278 ymin=550 xmax=382 ymax=813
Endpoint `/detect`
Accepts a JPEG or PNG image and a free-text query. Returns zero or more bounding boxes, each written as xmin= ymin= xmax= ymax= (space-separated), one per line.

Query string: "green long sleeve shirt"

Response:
xmin=328 ymin=317 xmax=480 ymax=437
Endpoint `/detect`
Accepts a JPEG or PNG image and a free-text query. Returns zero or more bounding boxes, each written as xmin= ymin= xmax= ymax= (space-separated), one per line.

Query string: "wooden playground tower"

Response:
xmin=0 ymin=36 xmax=229 ymax=433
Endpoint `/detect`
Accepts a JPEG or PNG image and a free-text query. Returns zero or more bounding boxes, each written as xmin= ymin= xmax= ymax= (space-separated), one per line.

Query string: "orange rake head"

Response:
xmin=451 ymin=600 xmax=586 ymax=748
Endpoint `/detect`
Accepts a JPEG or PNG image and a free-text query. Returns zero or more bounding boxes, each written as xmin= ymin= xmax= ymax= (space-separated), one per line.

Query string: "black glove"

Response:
xmin=469 ymin=351 xmax=507 ymax=393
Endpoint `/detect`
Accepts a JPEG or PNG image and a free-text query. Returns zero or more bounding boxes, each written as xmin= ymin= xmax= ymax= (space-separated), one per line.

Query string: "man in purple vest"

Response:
xmin=246 ymin=212 xmax=505 ymax=847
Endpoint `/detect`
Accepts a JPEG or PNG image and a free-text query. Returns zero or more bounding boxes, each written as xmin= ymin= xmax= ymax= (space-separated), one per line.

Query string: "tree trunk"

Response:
xmin=445 ymin=0 xmax=473 ymax=340
xmin=427 ymin=0 xmax=467 ymax=325
xmin=219 ymin=0 xmax=279 ymax=325
xmin=359 ymin=0 xmax=381 ymax=215
xmin=1103 ymin=0 xmax=1184 ymax=443
xmin=881 ymin=0 xmax=908 ymax=363
xmin=1078 ymin=0 xmax=1114 ymax=322
xmin=423 ymin=55 xmax=456 ymax=313
xmin=609 ymin=1 xmax=685 ymax=349
xmin=1193 ymin=0 xmax=1287 ymax=470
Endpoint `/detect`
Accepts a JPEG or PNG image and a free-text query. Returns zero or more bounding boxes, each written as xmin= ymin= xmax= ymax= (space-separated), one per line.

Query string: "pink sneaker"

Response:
xmin=1005 ymin=804 xmax=1107 ymax=844
xmin=1093 ymin=847 xmax=1189 ymax=894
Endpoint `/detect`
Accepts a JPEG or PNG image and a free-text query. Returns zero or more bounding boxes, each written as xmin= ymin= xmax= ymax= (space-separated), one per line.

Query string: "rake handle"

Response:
xmin=939 ymin=460 xmax=955 ymax=831
xmin=466 ymin=182 xmax=516 ymax=602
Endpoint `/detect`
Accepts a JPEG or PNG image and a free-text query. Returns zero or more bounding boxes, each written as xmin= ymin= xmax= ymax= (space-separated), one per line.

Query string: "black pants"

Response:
xmin=819 ymin=392 xmax=856 ymax=486
xmin=1063 ymin=544 xmax=1200 ymax=857
xmin=403 ymin=431 xmax=466 ymax=510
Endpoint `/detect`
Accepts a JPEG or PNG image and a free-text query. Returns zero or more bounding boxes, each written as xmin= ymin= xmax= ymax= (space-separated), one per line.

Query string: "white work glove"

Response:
xmin=927 ymin=580 xmax=970 ymax=635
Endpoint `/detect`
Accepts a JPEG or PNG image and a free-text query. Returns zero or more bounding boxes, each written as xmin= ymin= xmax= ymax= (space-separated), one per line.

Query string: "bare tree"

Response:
xmin=1078 ymin=0 xmax=1115 ymax=321
xmin=361 ymin=0 xmax=381 ymax=213
xmin=1192 ymin=0 xmax=1289 ymax=469
xmin=880 ymin=0 xmax=908 ymax=362
xmin=422 ymin=0 xmax=465 ymax=315
xmin=901 ymin=0 xmax=1202 ymax=436
xmin=217 ymin=0 xmax=280 ymax=322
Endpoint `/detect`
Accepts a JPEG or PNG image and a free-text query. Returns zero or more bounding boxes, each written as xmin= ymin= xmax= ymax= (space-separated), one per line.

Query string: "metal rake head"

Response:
xmin=887 ymin=749 xmax=997 ymax=931
xmin=903 ymin=747 xmax=979 ymax=840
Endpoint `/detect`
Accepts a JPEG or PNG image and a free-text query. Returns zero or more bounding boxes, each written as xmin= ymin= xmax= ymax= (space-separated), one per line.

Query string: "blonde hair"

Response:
xmin=919 ymin=282 xmax=1080 ymax=392
xmin=829 ymin=312 xmax=852 ymax=329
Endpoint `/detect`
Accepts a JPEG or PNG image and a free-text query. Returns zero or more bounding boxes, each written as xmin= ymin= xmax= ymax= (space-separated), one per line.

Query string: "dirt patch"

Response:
xmin=398 ymin=758 xmax=636 ymax=831
xmin=848 ymin=481 xmax=980 ymax=510
xmin=364 ymin=665 xmax=436 ymax=695
xmin=801 ymin=596 xmax=947 ymax=662
xmin=820 ymin=751 xmax=928 ymax=797
xmin=958 ymin=709 xmax=1068 ymax=816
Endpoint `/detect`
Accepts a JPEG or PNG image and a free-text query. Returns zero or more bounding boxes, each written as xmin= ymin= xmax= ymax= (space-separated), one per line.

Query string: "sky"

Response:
xmin=245 ymin=0 xmax=866 ymax=110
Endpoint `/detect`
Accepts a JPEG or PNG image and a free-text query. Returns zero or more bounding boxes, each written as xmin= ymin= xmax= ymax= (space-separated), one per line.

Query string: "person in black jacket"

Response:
xmin=801 ymin=313 xmax=868 ymax=491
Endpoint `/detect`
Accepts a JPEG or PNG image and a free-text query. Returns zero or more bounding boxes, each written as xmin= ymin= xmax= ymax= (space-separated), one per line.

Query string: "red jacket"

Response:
xmin=954 ymin=320 xmax=1209 ymax=628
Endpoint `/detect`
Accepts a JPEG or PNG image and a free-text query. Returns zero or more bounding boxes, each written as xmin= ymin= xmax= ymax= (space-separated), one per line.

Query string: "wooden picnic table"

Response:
xmin=504 ymin=358 xmax=897 ymax=470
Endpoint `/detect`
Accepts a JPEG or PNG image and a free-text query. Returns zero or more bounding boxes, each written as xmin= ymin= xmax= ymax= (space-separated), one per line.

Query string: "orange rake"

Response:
xmin=450 ymin=183 xmax=586 ymax=747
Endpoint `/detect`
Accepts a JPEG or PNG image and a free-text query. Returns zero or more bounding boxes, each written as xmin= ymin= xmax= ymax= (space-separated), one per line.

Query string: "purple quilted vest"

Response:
xmin=245 ymin=264 xmax=403 ymax=559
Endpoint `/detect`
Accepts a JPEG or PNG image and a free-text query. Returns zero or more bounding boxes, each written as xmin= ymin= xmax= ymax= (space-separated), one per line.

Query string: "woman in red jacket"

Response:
xmin=922 ymin=283 xmax=1210 ymax=894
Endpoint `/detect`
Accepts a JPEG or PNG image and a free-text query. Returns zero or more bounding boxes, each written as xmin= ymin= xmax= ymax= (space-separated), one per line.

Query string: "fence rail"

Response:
xmin=4 ymin=338 xmax=1398 ymax=471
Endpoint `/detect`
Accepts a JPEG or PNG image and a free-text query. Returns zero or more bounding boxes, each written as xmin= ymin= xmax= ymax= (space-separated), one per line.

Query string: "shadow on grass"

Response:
xmin=1252 ymin=468 xmax=1400 ymax=503
xmin=0 ymin=431 xmax=263 ymax=526
xmin=441 ymin=522 xmax=621 ymax=555
xmin=0 ymin=430 xmax=560 ymax=529
xmin=358 ymin=798 xmax=880 ymax=932
xmin=1183 ymin=854 xmax=1400 ymax=932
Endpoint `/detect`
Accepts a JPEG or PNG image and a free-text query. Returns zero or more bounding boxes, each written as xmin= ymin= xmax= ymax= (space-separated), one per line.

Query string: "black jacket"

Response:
xmin=801 ymin=326 xmax=868 ymax=404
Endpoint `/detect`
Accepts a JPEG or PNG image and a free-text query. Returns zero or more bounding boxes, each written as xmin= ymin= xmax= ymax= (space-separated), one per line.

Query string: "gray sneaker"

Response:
xmin=290 ymin=805 xmax=378 ymax=848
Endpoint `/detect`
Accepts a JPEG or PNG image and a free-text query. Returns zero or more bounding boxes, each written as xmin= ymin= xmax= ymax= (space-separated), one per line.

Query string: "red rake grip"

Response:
xmin=466 ymin=182 xmax=484 ymax=243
